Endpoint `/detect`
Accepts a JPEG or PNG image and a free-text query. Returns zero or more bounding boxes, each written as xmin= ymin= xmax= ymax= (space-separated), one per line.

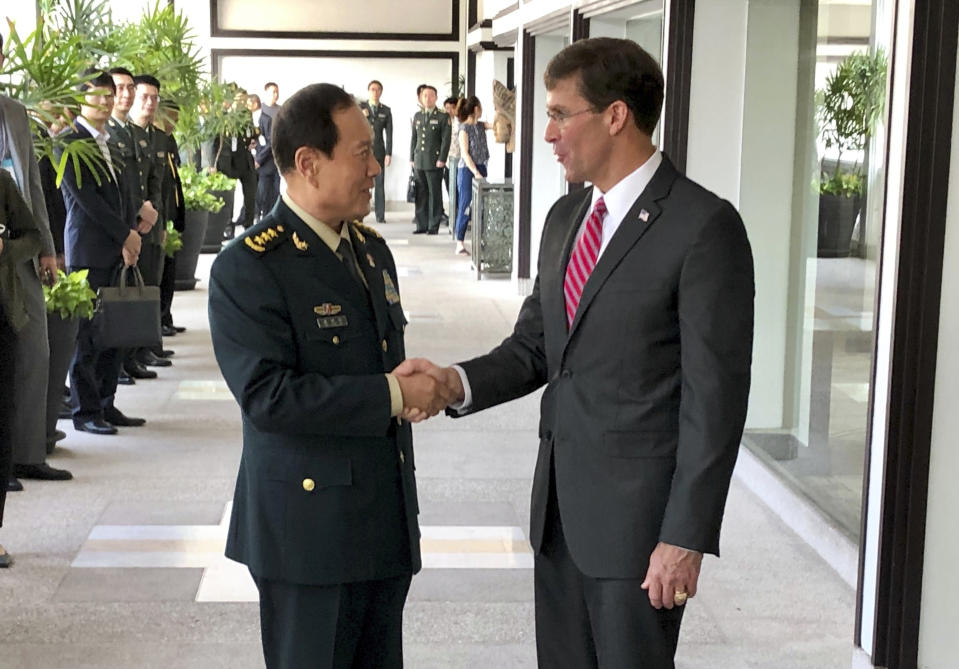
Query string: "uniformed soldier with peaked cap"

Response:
xmin=208 ymin=82 xmax=453 ymax=669
xmin=409 ymin=84 xmax=450 ymax=234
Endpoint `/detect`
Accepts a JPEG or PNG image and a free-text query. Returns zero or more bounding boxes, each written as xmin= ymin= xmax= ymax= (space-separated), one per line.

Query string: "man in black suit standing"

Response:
xmin=61 ymin=70 xmax=145 ymax=435
xmin=398 ymin=38 xmax=755 ymax=668
xmin=359 ymin=80 xmax=392 ymax=223
xmin=208 ymin=83 xmax=452 ymax=668
xmin=246 ymin=94 xmax=278 ymax=222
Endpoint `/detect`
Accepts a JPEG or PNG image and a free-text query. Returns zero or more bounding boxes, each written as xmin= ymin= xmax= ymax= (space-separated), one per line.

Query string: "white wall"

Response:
xmin=217 ymin=0 xmax=453 ymax=34
xmin=918 ymin=28 xmax=959 ymax=669
xmin=220 ymin=54 xmax=453 ymax=202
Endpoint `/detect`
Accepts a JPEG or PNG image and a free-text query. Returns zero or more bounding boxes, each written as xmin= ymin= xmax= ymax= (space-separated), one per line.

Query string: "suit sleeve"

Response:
xmin=58 ymin=148 xmax=132 ymax=246
xmin=385 ymin=109 xmax=393 ymax=157
xmin=659 ymin=202 xmax=754 ymax=556
xmin=208 ymin=247 xmax=395 ymax=438
xmin=255 ymin=115 xmax=273 ymax=166
xmin=15 ymin=106 xmax=55 ymax=257
xmin=0 ymin=171 xmax=42 ymax=266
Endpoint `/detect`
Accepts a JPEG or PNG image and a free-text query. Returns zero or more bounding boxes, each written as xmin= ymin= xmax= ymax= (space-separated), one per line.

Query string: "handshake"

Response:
xmin=392 ymin=358 xmax=464 ymax=423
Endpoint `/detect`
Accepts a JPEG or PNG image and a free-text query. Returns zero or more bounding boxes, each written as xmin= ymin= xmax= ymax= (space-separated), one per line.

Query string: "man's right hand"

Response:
xmin=393 ymin=358 xmax=465 ymax=422
xmin=138 ymin=200 xmax=159 ymax=232
xmin=122 ymin=230 xmax=142 ymax=267
xmin=394 ymin=369 xmax=456 ymax=419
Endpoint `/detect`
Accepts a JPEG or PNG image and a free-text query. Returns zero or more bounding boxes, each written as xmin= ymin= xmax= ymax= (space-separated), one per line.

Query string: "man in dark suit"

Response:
xmin=208 ymin=83 xmax=452 ymax=668
xmin=359 ymin=80 xmax=392 ymax=223
xmin=246 ymin=94 xmax=279 ymax=222
xmin=409 ymin=84 xmax=450 ymax=234
xmin=398 ymin=38 xmax=755 ymax=668
xmin=217 ymin=89 xmax=258 ymax=240
xmin=61 ymin=70 xmax=145 ymax=435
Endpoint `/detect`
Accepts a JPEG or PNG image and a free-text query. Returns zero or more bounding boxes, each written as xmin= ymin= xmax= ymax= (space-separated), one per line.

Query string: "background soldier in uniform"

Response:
xmin=359 ymin=79 xmax=392 ymax=223
xmin=409 ymin=84 xmax=450 ymax=235
xmin=156 ymin=102 xmax=186 ymax=337
xmin=208 ymin=83 xmax=452 ymax=669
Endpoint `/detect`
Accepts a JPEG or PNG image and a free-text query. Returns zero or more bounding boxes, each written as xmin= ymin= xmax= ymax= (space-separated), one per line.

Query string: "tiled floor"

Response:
xmin=0 ymin=203 xmax=857 ymax=668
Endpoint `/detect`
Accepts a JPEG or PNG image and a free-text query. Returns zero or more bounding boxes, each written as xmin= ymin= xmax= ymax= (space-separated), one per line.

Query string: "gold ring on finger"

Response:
xmin=673 ymin=590 xmax=688 ymax=606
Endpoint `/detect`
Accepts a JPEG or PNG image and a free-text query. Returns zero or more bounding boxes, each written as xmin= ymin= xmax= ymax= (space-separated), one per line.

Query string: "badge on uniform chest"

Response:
xmin=314 ymin=303 xmax=348 ymax=329
xmin=382 ymin=271 xmax=400 ymax=305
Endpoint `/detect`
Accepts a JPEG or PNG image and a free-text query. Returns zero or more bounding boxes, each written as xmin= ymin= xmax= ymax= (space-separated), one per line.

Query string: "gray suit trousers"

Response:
xmin=12 ymin=260 xmax=50 ymax=466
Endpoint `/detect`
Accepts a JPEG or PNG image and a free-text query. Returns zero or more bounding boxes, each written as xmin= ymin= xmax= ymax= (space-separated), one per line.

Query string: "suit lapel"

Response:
xmin=565 ymin=157 xmax=679 ymax=342
xmin=349 ymin=224 xmax=390 ymax=338
xmin=550 ymin=190 xmax=593 ymax=331
xmin=278 ymin=207 xmax=370 ymax=314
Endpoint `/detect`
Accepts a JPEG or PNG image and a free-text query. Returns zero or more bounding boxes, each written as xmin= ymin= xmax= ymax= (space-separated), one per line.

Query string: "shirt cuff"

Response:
xmin=448 ymin=364 xmax=473 ymax=413
xmin=385 ymin=373 xmax=403 ymax=418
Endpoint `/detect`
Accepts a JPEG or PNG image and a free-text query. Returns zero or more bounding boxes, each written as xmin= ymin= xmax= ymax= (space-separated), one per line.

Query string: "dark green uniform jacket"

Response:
xmin=410 ymin=107 xmax=451 ymax=171
xmin=208 ymin=198 xmax=421 ymax=586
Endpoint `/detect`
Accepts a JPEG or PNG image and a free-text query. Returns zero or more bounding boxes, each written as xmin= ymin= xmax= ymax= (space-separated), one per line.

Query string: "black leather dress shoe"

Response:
xmin=413 ymin=229 xmax=428 ymax=234
xmin=103 ymin=407 xmax=146 ymax=427
xmin=117 ymin=370 xmax=136 ymax=385
xmin=74 ymin=419 xmax=118 ymax=435
xmin=13 ymin=463 xmax=73 ymax=481
xmin=173 ymin=325 xmax=186 ymax=333
xmin=161 ymin=324 xmax=178 ymax=337
xmin=138 ymin=350 xmax=172 ymax=368
xmin=153 ymin=348 xmax=175 ymax=358
xmin=123 ymin=360 xmax=158 ymax=379
xmin=6 ymin=478 xmax=23 ymax=492
xmin=427 ymin=230 xmax=439 ymax=235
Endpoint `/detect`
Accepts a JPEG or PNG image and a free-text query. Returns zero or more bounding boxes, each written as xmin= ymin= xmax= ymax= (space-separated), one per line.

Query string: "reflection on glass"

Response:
xmin=742 ymin=0 xmax=891 ymax=541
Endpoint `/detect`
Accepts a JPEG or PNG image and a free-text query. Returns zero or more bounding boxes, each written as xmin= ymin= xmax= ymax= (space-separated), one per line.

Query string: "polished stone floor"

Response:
xmin=0 ymin=203 xmax=856 ymax=668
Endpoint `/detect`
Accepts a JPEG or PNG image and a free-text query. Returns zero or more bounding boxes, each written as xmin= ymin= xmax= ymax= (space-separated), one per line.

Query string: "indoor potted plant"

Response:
xmin=175 ymin=164 xmax=225 ymax=290
xmin=816 ymin=49 xmax=887 ymax=257
xmin=43 ymin=268 xmax=96 ymax=450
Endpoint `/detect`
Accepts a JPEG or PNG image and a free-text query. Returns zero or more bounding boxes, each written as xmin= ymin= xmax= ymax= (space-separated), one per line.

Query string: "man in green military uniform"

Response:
xmin=409 ymin=84 xmax=450 ymax=234
xmin=208 ymin=83 xmax=453 ymax=669
xmin=359 ymin=79 xmax=392 ymax=223
xmin=216 ymin=89 xmax=258 ymax=240
xmin=129 ymin=74 xmax=173 ymax=371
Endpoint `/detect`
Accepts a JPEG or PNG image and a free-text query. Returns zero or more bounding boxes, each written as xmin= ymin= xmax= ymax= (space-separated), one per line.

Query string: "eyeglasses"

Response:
xmin=545 ymin=108 xmax=595 ymax=125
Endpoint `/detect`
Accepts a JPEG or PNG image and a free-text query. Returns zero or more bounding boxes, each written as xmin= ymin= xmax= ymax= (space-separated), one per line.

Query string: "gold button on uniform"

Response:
xmin=381 ymin=340 xmax=388 ymax=352
xmin=302 ymin=478 xmax=315 ymax=492
xmin=332 ymin=336 xmax=340 ymax=345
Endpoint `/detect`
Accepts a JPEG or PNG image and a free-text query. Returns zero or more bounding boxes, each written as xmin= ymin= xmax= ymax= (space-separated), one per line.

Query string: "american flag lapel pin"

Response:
xmin=639 ymin=209 xmax=650 ymax=222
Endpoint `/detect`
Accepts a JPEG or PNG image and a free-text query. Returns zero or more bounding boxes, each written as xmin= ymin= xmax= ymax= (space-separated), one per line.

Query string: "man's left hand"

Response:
xmin=436 ymin=160 xmax=446 ymax=169
xmin=39 ymin=254 xmax=59 ymax=286
xmin=640 ymin=542 xmax=703 ymax=610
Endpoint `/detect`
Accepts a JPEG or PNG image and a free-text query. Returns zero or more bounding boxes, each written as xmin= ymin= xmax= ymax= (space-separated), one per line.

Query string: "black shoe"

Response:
xmin=103 ymin=407 xmax=146 ymax=427
xmin=138 ymin=350 xmax=172 ymax=368
xmin=161 ymin=324 xmax=177 ymax=337
xmin=6 ymin=478 xmax=23 ymax=492
xmin=123 ymin=360 xmax=158 ymax=379
xmin=427 ymin=230 xmax=439 ymax=235
xmin=223 ymin=224 xmax=235 ymax=241
xmin=0 ymin=546 xmax=12 ymax=568
xmin=58 ymin=401 xmax=73 ymax=419
xmin=413 ymin=229 xmax=428 ymax=235
xmin=117 ymin=371 xmax=136 ymax=385
xmin=153 ymin=348 xmax=175 ymax=358
xmin=53 ymin=429 xmax=67 ymax=442
xmin=74 ymin=419 xmax=118 ymax=435
xmin=13 ymin=463 xmax=73 ymax=481
xmin=376 ymin=219 xmax=386 ymax=223
xmin=173 ymin=325 xmax=186 ymax=333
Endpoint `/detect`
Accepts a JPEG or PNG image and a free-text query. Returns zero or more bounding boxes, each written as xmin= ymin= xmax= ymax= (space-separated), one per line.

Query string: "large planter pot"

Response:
xmin=175 ymin=209 xmax=209 ymax=291
xmin=817 ymin=193 xmax=862 ymax=258
xmin=201 ymin=188 xmax=235 ymax=253
xmin=46 ymin=311 xmax=80 ymax=446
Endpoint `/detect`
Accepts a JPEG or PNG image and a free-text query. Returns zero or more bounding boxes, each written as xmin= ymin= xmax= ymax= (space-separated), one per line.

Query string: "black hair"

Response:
xmin=108 ymin=66 xmax=134 ymax=79
xmin=443 ymin=96 xmax=459 ymax=108
xmin=544 ymin=37 xmax=664 ymax=136
xmin=368 ymin=80 xmax=383 ymax=90
xmin=77 ymin=68 xmax=116 ymax=94
xmin=133 ymin=74 xmax=161 ymax=91
xmin=264 ymin=82 xmax=278 ymax=91
xmin=456 ymin=96 xmax=482 ymax=123
xmin=272 ymin=83 xmax=356 ymax=175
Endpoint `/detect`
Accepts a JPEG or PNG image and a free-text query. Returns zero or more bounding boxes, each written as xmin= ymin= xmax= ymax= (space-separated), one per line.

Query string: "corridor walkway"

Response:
xmin=0 ymin=203 xmax=855 ymax=668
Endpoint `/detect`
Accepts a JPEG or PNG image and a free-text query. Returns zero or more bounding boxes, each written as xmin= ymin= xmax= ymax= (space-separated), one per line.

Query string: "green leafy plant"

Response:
xmin=816 ymin=49 xmax=888 ymax=197
xmin=163 ymin=220 xmax=183 ymax=258
xmin=180 ymin=164 xmax=227 ymax=213
xmin=205 ymin=169 xmax=237 ymax=192
xmin=43 ymin=269 xmax=97 ymax=319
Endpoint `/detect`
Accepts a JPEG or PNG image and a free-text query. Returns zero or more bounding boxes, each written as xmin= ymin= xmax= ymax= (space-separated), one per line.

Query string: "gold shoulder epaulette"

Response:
xmin=242 ymin=224 xmax=289 ymax=255
xmin=351 ymin=221 xmax=383 ymax=242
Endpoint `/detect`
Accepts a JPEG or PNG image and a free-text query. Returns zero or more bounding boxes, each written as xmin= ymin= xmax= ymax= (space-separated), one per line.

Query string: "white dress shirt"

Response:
xmin=451 ymin=150 xmax=663 ymax=410
xmin=75 ymin=116 xmax=116 ymax=182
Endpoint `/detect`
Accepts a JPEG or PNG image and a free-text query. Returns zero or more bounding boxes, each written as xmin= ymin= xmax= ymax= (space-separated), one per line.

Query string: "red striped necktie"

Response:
xmin=564 ymin=196 xmax=607 ymax=328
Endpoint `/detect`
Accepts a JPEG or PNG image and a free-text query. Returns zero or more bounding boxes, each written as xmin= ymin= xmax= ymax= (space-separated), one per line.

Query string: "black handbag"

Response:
xmin=406 ymin=173 xmax=417 ymax=203
xmin=93 ymin=265 xmax=162 ymax=349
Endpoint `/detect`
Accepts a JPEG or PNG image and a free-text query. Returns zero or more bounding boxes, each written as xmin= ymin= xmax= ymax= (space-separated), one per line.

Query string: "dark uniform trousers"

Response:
xmin=68 ymin=265 xmax=125 ymax=421
xmin=413 ymin=168 xmax=444 ymax=234
xmin=0 ymin=305 xmax=15 ymax=525
xmin=372 ymin=157 xmax=386 ymax=222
